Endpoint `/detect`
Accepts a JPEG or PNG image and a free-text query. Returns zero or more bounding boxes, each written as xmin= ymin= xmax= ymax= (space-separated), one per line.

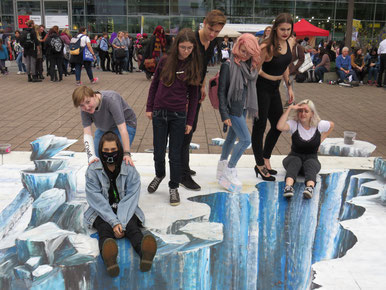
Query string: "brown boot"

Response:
xmin=139 ymin=234 xmax=157 ymax=272
xmin=102 ymin=238 xmax=119 ymax=277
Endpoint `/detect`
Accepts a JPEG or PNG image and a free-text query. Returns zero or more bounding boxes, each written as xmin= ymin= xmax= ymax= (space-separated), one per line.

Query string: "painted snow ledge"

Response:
xmin=312 ymin=193 xmax=386 ymax=289
xmin=1 ymin=152 xmax=384 ymax=289
xmin=320 ymin=138 xmax=376 ymax=157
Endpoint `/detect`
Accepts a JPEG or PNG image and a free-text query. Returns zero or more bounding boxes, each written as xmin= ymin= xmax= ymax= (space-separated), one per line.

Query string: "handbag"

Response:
xmin=296 ymin=53 xmax=313 ymax=73
xmin=144 ymin=58 xmax=157 ymax=72
xmin=221 ymin=49 xmax=229 ymax=59
xmin=115 ymin=48 xmax=126 ymax=59
xmin=83 ymin=46 xmax=94 ymax=62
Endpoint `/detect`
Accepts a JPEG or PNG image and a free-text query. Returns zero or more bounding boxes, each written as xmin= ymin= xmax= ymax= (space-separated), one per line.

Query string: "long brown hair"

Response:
xmin=263 ymin=13 xmax=293 ymax=58
xmin=160 ymin=28 xmax=202 ymax=87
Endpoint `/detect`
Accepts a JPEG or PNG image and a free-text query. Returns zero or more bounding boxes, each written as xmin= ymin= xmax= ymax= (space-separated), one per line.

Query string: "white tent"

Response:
xmin=218 ymin=26 xmax=242 ymax=38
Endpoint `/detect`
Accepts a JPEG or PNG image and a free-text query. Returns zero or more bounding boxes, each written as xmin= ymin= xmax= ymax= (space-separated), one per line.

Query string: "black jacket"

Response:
xmin=218 ymin=61 xmax=247 ymax=122
xmin=20 ymin=28 xmax=39 ymax=57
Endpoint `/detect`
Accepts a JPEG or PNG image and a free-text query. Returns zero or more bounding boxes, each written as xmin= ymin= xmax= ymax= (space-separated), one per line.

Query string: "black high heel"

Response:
xmin=268 ymin=169 xmax=278 ymax=175
xmin=254 ymin=166 xmax=275 ymax=181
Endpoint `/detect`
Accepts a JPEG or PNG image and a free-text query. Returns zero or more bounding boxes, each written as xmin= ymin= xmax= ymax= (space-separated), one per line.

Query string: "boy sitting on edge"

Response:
xmin=84 ymin=131 xmax=157 ymax=276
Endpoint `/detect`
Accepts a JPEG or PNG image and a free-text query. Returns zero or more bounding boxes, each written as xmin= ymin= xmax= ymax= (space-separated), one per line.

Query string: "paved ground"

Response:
xmin=0 ymin=64 xmax=385 ymax=157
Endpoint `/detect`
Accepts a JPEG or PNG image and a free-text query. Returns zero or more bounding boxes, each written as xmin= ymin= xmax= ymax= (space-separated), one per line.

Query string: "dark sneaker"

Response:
xmin=303 ymin=186 xmax=314 ymax=199
xmin=283 ymin=185 xmax=294 ymax=198
xmin=169 ymin=188 xmax=180 ymax=206
xmin=102 ymin=238 xmax=119 ymax=277
xmin=180 ymin=175 xmax=201 ymax=191
xmin=140 ymin=234 xmax=157 ymax=272
xmin=189 ymin=169 xmax=196 ymax=176
xmin=147 ymin=176 xmax=165 ymax=193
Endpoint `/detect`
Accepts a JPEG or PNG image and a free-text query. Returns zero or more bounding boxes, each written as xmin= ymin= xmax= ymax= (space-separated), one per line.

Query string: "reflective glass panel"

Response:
xmin=86 ymin=0 xmax=126 ymax=16
xmin=44 ymin=1 xmax=68 ymax=15
xmin=1 ymin=0 xmax=14 ymax=15
xmin=127 ymin=0 xmax=169 ymax=15
xmin=17 ymin=1 xmax=41 ymax=15
xmin=72 ymin=0 xmax=84 ymax=15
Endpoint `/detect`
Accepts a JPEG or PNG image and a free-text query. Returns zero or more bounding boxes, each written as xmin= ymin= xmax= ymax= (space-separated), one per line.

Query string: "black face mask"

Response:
xmin=101 ymin=151 xmax=119 ymax=164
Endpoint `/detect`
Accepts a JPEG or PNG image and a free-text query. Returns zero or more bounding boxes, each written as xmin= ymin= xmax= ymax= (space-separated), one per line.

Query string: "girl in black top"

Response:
xmin=276 ymin=100 xmax=334 ymax=198
xmin=252 ymin=13 xmax=295 ymax=181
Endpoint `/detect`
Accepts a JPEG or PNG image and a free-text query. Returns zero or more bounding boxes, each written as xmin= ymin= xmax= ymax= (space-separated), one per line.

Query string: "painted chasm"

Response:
xmin=0 ymin=136 xmax=385 ymax=289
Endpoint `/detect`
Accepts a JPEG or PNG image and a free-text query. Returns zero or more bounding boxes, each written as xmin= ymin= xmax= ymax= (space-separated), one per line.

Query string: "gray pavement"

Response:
xmin=0 ymin=64 xmax=385 ymax=157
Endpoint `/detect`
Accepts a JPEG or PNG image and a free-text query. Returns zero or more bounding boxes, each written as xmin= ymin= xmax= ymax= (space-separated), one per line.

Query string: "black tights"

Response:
xmin=93 ymin=215 xmax=143 ymax=257
xmin=252 ymin=77 xmax=283 ymax=166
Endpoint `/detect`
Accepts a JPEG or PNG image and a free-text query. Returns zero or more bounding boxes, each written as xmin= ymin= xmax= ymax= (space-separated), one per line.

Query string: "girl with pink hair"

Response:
xmin=217 ymin=33 xmax=261 ymax=192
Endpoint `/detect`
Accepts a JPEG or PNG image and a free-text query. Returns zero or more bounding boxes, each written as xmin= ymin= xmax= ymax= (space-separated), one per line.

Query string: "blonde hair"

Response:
xmin=34 ymin=25 xmax=41 ymax=41
xmin=72 ymin=86 xmax=95 ymax=107
xmin=62 ymin=28 xmax=71 ymax=37
xmin=288 ymin=99 xmax=321 ymax=127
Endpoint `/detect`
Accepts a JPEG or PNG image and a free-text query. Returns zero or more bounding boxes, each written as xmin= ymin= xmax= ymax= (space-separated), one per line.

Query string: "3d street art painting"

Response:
xmin=0 ymin=135 xmax=385 ymax=289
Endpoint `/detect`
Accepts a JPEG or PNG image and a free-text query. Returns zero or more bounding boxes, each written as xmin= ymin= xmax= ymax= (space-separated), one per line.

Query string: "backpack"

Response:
xmin=208 ymin=61 xmax=230 ymax=110
xmin=209 ymin=72 xmax=220 ymax=109
xmin=21 ymin=30 xmax=34 ymax=50
xmin=50 ymin=36 xmax=63 ymax=53
xmin=69 ymin=35 xmax=85 ymax=55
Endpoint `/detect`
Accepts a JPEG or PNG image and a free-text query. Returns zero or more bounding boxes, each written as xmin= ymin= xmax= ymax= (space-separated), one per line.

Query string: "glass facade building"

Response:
xmin=1 ymin=0 xmax=385 ymax=42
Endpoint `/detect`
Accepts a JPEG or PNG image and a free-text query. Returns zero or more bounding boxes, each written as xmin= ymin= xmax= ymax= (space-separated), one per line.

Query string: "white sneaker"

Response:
xmin=17 ymin=71 xmax=22 ymax=75
xmin=216 ymin=160 xmax=228 ymax=180
xmin=318 ymin=80 xmax=323 ymax=83
xmin=219 ymin=167 xmax=242 ymax=192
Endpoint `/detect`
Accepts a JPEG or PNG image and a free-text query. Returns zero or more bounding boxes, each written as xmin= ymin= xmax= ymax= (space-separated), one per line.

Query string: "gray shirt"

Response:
xmin=81 ymin=90 xmax=137 ymax=130
xmin=112 ymin=37 xmax=128 ymax=51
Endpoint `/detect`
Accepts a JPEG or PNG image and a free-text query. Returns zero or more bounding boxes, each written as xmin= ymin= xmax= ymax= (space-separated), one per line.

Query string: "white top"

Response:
xmin=286 ymin=120 xmax=330 ymax=141
xmin=378 ymin=39 xmax=386 ymax=54
xmin=76 ymin=34 xmax=91 ymax=48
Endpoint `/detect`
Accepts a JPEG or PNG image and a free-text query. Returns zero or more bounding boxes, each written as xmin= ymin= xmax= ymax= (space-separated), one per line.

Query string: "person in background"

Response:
xmin=109 ymin=32 xmax=117 ymax=72
xmin=145 ymin=28 xmax=202 ymax=206
xmin=301 ymin=37 xmax=309 ymax=47
xmin=60 ymin=28 xmax=72 ymax=76
xmin=91 ymin=35 xmax=100 ymax=69
xmin=98 ymin=33 xmax=110 ymax=72
xmin=277 ymin=100 xmax=334 ymax=199
xmin=365 ymin=47 xmax=379 ymax=85
xmin=351 ymin=47 xmax=366 ymax=84
xmin=20 ymin=20 xmax=41 ymax=82
xmin=221 ymin=35 xmax=231 ymax=62
xmin=0 ymin=39 xmax=8 ymax=75
xmin=314 ymin=47 xmax=330 ymax=83
xmin=70 ymin=27 xmax=98 ymax=85
xmin=45 ymin=26 xmax=64 ymax=82
xmin=259 ymin=26 xmax=272 ymax=45
xmin=14 ymin=30 xmax=26 ymax=75
xmin=142 ymin=26 xmax=167 ymax=80
xmin=38 ymin=25 xmax=48 ymax=77
xmin=84 ymin=131 xmax=157 ymax=277
xmin=336 ymin=47 xmax=358 ymax=84
xmin=376 ymin=37 xmax=386 ymax=88
xmin=34 ymin=25 xmax=45 ymax=80
xmin=112 ymin=31 xmax=128 ymax=75
xmin=285 ymin=31 xmax=304 ymax=107
xmin=127 ymin=34 xmax=134 ymax=72
xmin=217 ymin=33 xmax=261 ymax=192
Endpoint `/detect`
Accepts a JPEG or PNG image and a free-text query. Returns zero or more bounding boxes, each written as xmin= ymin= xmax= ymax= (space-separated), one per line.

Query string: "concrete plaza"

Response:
xmin=0 ymin=65 xmax=385 ymax=157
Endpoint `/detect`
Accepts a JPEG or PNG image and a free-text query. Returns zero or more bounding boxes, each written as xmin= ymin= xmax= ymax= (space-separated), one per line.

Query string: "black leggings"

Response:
xmin=252 ymin=77 xmax=283 ymax=165
xmin=93 ymin=215 xmax=143 ymax=257
xmin=283 ymin=153 xmax=321 ymax=184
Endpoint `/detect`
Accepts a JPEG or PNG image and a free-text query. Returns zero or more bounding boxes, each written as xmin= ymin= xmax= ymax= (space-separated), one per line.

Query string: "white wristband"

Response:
xmin=84 ymin=134 xmax=97 ymax=163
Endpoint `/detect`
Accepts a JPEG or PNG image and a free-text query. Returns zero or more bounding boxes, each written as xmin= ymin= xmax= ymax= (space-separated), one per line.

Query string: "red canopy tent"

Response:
xmin=293 ymin=19 xmax=329 ymax=37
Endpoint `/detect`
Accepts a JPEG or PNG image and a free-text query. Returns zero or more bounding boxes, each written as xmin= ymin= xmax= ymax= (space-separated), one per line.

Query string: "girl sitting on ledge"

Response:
xmin=277 ymin=100 xmax=334 ymax=199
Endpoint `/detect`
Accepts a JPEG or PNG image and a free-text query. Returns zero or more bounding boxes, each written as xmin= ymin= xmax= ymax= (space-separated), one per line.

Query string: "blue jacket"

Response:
xmin=0 ymin=45 xmax=8 ymax=60
xmin=336 ymin=54 xmax=351 ymax=70
xmin=84 ymin=161 xmax=145 ymax=229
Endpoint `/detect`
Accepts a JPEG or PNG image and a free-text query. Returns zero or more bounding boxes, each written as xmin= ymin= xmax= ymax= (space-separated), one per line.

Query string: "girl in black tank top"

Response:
xmin=252 ymin=13 xmax=295 ymax=181
xmin=276 ymin=100 xmax=334 ymax=199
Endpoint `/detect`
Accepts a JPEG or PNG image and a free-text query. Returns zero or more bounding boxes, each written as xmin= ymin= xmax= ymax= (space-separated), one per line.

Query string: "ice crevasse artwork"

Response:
xmin=0 ymin=135 xmax=385 ymax=289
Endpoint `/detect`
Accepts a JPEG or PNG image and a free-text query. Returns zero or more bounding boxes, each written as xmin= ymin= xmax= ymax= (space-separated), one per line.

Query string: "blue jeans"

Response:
xmin=336 ymin=69 xmax=358 ymax=82
xmin=315 ymin=66 xmax=328 ymax=81
xmin=75 ymin=61 xmax=94 ymax=82
xmin=152 ymin=109 xmax=186 ymax=188
xmin=368 ymin=66 xmax=378 ymax=81
xmin=220 ymin=110 xmax=251 ymax=168
xmin=16 ymin=53 xmax=26 ymax=72
xmin=94 ymin=124 xmax=136 ymax=157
